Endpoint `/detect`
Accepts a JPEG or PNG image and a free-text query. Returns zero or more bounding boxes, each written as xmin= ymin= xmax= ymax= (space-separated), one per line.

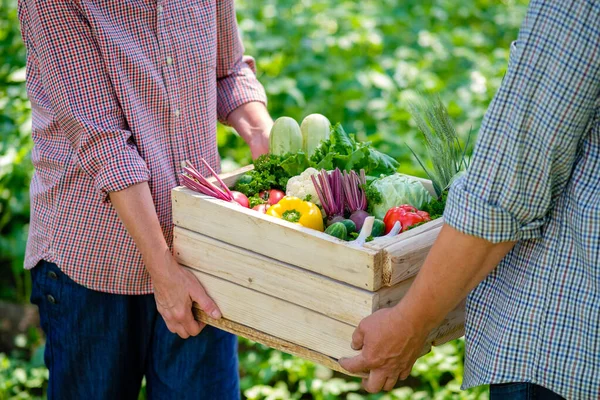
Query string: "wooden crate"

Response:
xmin=172 ymin=166 xmax=464 ymax=376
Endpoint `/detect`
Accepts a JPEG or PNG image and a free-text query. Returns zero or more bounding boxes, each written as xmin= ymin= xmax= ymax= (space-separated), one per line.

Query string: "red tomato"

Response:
xmin=383 ymin=205 xmax=431 ymax=233
xmin=259 ymin=189 xmax=285 ymax=206
xmin=252 ymin=204 xmax=269 ymax=213
xmin=231 ymin=191 xmax=250 ymax=208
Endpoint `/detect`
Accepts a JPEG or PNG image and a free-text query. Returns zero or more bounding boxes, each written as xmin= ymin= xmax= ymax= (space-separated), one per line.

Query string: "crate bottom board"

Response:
xmin=187 ymin=269 xmax=466 ymax=376
xmin=194 ymin=308 xmax=465 ymax=378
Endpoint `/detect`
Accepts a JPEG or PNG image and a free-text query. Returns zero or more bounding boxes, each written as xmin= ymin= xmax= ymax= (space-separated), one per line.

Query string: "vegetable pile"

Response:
xmin=182 ymin=101 xmax=469 ymax=243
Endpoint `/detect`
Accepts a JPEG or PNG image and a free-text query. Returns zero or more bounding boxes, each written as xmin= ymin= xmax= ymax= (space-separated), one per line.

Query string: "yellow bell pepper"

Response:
xmin=266 ymin=196 xmax=324 ymax=231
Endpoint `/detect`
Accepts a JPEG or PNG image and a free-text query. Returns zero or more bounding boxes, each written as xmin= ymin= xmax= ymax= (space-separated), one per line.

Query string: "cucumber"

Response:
xmin=270 ymin=117 xmax=302 ymax=156
xmin=372 ymin=219 xmax=385 ymax=237
xmin=325 ymin=222 xmax=348 ymax=241
xmin=339 ymin=219 xmax=356 ymax=234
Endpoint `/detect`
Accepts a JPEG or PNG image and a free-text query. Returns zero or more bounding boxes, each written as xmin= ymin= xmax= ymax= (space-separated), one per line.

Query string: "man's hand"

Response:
xmin=339 ymin=307 xmax=429 ymax=393
xmin=109 ymin=182 xmax=222 ymax=339
xmin=247 ymin=128 xmax=270 ymax=160
xmin=227 ymin=101 xmax=272 ymax=159
xmin=150 ymin=249 xmax=221 ymax=338
xmin=340 ymin=225 xmax=516 ymax=393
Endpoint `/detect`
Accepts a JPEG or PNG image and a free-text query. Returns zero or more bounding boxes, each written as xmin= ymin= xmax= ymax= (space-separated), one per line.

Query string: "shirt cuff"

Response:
xmin=443 ymin=175 xmax=546 ymax=243
xmin=217 ymin=56 xmax=267 ymax=124
xmin=93 ymin=143 xmax=151 ymax=203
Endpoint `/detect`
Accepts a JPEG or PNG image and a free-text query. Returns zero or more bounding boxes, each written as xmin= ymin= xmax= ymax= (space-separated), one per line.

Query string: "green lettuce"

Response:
xmin=310 ymin=124 xmax=399 ymax=177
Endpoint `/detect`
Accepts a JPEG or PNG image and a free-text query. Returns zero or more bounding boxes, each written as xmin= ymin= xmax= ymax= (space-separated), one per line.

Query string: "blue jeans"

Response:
xmin=31 ymin=261 xmax=240 ymax=400
xmin=490 ymin=383 xmax=565 ymax=399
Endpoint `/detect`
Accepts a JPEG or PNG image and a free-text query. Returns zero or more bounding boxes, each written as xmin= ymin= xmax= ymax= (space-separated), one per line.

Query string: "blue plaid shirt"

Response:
xmin=444 ymin=0 xmax=600 ymax=398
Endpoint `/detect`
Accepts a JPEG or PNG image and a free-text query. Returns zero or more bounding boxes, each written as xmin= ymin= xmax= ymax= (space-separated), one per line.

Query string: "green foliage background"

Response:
xmin=0 ymin=0 xmax=528 ymax=398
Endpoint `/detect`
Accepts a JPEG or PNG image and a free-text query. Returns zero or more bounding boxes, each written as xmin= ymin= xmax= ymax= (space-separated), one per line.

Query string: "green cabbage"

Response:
xmin=369 ymin=174 xmax=432 ymax=219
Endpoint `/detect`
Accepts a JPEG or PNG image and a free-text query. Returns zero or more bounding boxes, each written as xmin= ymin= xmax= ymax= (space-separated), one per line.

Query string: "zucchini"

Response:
xmin=300 ymin=114 xmax=331 ymax=156
xmin=270 ymin=117 xmax=302 ymax=156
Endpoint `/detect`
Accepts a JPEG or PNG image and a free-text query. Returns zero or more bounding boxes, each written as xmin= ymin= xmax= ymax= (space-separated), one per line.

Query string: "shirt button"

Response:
xmin=47 ymin=294 xmax=56 ymax=304
xmin=157 ymin=5 xmax=163 ymax=13
xmin=166 ymin=56 xmax=173 ymax=65
xmin=174 ymin=109 xmax=180 ymax=117
xmin=48 ymin=271 xmax=58 ymax=280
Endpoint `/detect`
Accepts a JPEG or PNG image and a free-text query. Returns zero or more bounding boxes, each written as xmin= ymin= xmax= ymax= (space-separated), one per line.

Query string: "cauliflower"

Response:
xmin=286 ymin=167 xmax=322 ymax=206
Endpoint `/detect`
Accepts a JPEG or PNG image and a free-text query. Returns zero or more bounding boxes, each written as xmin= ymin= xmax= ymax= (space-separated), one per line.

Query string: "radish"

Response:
xmin=231 ymin=191 xmax=249 ymax=208
xmin=342 ymin=170 xmax=369 ymax=230
xmin=180 ymin=159 xmax=249 ymax=207
xmin=349 ymin=209 xmax=370 ymax=231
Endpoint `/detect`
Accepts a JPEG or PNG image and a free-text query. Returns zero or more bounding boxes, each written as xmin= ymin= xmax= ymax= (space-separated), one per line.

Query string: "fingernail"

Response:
xmin=211 ymin=310 xmax=221 ymax=319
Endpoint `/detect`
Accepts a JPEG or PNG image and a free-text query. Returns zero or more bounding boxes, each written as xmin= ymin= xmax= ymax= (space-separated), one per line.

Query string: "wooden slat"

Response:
xmin=427 ymin=300 xmax=466 ymax=343
xmin=194 ymin=310 xmax=453 ymax=378
xmin=174 ymin=226 xmax=378 ymax=326
xmin=365 ymin=218 xmax=443 ymax=287
xmin=187 ymin=269 xmax=464 ymax=364
xmin=380 ymin=225 xmax=442 ymax=287
xmin=173 ymin=187 xmax=383 ymax=290
xmin=187 ymin=269 xmax=360 ymax=360
xmin=365 ymin=218 xmax=444 ymax=251
xmin=432 ymin=325 xmax=465 ymax=346
xmin=376 ymin=277 xmax=415 ymax=309
xmin=194 ymin=308 xmax=464 ymax=378
xmin=379 ymin=280 xmax=465 ymax=345
xmin=194 ymin=309 xmax=368 ymax=378
xmin=208 ymin=164 xmax=253 ymax=187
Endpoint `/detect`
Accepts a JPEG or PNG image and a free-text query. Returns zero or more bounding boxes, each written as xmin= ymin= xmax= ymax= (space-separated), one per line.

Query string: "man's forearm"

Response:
xmin=394 ymin=224 xmax=516 ymax=334
xmin=108 ymin=182 xmax=173 ymax=278
xmin=227 ymin=101 xmax=272 ymax=144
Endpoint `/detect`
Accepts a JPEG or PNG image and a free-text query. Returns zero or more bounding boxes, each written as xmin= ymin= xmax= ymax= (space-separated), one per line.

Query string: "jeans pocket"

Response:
xmin=30 ymin=261 xmax=64 ymax=322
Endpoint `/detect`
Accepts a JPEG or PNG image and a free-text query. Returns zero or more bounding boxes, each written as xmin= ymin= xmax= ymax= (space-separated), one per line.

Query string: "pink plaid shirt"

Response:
xmin=18 ymin=0 xmax=267 ymax=294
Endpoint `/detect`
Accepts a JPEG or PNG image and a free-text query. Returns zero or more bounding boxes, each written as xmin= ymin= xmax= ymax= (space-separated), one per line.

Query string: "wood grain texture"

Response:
xmin=432 ymin=325 xmax=465 ymax=346
xmin=173 ymin=187 xmax=383 ymax=290
xmin=365 ymin=218 xmax=444 ymax=251
xmin=381 ymin=225 xmax=442 ymax=287
xmin=376 ymin=277 xmax=415 ymax=309
xmin=193 ymin=309 xmax=368 ymax=378
xmin=174 ymin=226 xmax=379 ymax=325
xmin=209 ymin=164 xmax=253 ymax=187
xmin=187 ymin=268 xmax=360 ymax=360
xmin=193 ymin=309 xmax=456 ymax=378
xmin=187 ymin=268 xmax=464 ymax=366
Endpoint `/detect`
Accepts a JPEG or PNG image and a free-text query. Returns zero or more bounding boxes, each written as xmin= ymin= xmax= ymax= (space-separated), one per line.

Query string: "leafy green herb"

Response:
xmin=362 ymin=183 xmax=382 ymax=214
xmin=311 ymin=123 xmax=399 ymax=177
xmin=303 ymin=194 xmax=313 ymax=202
xmin=420 ymin=189 xmax=449 ymax=219
xmin=279 ymin=151 xmax=312 ymax=177
xmin=347 ymin=232 xmax=374 ymax=242
xmin=248 ymin=195 xmax=265 ymax=209
xmin=233 ymin=154 xmax=292 ymax=196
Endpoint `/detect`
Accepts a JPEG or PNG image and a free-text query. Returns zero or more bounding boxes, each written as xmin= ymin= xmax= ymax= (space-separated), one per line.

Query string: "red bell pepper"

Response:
xmin=383 ymin=205 xmax=431 ymax=234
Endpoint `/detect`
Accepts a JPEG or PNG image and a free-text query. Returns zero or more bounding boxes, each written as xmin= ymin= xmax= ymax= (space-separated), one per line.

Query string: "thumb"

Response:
xmin=186 ymin=272 xmax=222 ymax=319
xmin=351 ymin=324 xmax=365 ymax=350
xmin=339 ymin=354 xmax=368 ymax=374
